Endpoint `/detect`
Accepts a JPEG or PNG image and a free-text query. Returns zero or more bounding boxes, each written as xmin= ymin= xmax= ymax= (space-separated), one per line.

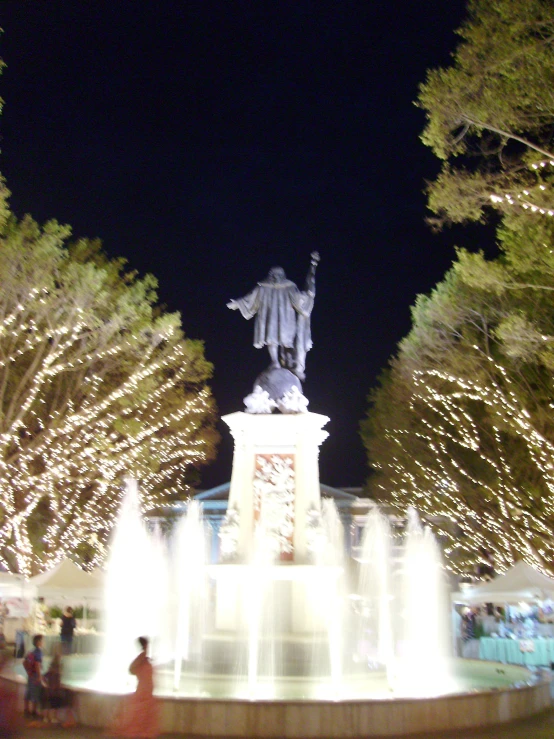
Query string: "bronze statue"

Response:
xmin=227 ymin=252 xmax=319 ymax=381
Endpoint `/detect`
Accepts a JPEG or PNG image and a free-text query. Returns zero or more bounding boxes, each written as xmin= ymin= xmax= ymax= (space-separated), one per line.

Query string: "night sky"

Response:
xmin=0 ymin=1 xmax=486 ymax=490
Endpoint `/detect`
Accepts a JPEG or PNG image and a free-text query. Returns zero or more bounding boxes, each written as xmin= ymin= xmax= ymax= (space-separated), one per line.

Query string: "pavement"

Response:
xmin=9 ymin=705 xmax=554 ymax=739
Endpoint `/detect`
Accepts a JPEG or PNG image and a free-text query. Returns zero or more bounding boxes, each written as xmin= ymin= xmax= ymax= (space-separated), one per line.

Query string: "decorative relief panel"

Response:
xmin=253 ymin=454 xmax=295 ymax=561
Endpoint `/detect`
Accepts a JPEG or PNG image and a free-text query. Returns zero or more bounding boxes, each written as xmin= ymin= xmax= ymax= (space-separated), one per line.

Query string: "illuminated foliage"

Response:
xmin=418 ymin=0 xmax=554 ymax=227
xmin=0 ymin=214 xmax=217 ymax=575
xmin=363 ymin=223 xmax=554 ymax=576
xmin=364 ymin=0 xmax=554 ymax=577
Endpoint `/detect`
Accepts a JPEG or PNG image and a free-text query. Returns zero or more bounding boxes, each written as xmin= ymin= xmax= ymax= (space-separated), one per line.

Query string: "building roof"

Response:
xmin=190 ymin=481 xmax=360 ymax=513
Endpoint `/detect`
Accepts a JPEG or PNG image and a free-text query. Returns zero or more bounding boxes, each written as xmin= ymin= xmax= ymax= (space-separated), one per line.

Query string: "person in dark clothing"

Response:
xmin=60 ymin=607 xmax=76 ymax=655
xmin=41 ymin=645 xmax=77 ymax=727
xmin=24 ymin=634 xmax=44 ymax=721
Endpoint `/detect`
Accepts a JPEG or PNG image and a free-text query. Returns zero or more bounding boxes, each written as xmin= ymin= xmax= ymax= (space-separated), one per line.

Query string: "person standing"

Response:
xmin=41 ymin=644 xmax=78 ymax=728
xmin=109 ymin=636 xmax=159 ymax=738
xmin=23 ymin=634 xmax=44 ymax=723
xmin=60 ymin=607 xmax=76 ymax=655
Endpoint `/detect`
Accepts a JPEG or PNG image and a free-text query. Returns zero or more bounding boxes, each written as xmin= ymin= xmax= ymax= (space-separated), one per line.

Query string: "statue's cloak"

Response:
xmin=234 ymin=279 xmax=314 ymax=351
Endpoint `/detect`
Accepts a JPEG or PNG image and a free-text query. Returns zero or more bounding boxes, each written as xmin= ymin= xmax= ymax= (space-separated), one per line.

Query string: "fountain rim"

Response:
xmin=2 ymin=658 xmax=546 ymax=703
xmin=3 ymin=661 xmax=551 ymax=737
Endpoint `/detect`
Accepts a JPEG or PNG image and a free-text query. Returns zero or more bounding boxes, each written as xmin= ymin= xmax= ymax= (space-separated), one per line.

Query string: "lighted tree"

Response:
xmin=0 ymin=214 xmax=217 ymax=576
xmin=363 ymin=236 xmax=554 ymax=576
xmin=418 ymin=0 xmax=554 ymax=227
xmin=363 ymin=0 xmax=554 ymax=577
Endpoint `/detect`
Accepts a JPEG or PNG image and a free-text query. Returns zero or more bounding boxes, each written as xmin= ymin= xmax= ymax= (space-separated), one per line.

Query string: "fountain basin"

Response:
xmin=3 ymin=659 xmax=551 ymax=737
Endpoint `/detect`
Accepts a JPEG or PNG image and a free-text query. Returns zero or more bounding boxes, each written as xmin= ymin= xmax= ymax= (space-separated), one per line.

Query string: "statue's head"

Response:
xmin=267 ymin=266 xmax=286 ymax=283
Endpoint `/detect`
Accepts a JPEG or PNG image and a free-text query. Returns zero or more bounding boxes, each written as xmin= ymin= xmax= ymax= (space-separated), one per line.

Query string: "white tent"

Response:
xmin=452 ymin=561 xmax=554 ymax=604
xmin=28 ymin=559 xmax=103 ymax=600
xmin=0 ymin=571 xmax=31 ymax=601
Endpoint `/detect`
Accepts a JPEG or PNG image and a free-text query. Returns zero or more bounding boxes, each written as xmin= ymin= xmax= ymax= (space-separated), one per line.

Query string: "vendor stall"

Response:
xmin=479 ymin=637 xmax=554 ymax=667
xmin=29 ymin=559 xmax=103 ymax=601
xmin=453 ymin=561 xmax=554 ymax=665
xmin=0 ymin=572 xmax=27 ymax=598
xmin=0 ymin=572 xmax=34 ymax=644
xmin=454 ymin=561 xmax=554 ymax=605
xmin=25 ymin=559 xmax=103 ymax=653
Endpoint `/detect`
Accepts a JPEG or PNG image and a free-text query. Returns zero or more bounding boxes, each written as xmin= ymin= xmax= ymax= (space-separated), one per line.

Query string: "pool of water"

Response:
xmin=10 ymin=656 xmax=536 ymax=701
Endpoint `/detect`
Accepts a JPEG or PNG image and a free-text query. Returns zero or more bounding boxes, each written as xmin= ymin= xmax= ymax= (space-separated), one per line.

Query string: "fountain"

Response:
xmin=3 ymin=255 xmax=550 ymax=735
xmin=55 ymin=475 xmax=546 ymax=737
xmin=4 ymin=479 xmax=547 ymax=736
xmin=95 ymin=478 xmax=453 ymax=701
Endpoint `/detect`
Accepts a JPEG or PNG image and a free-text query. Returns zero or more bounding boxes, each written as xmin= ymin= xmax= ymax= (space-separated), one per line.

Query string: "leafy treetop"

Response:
xmin=418 ymin=0 xmax=554 ymax=227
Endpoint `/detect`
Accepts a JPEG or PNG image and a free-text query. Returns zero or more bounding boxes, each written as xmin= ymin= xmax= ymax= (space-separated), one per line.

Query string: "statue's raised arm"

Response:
xmin=305 ymin=251 xmax=320 ymax=296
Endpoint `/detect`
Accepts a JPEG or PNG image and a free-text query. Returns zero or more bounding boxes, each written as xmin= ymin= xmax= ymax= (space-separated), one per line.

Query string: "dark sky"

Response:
xmin=0 ymin=1 xmax=482 ymax=489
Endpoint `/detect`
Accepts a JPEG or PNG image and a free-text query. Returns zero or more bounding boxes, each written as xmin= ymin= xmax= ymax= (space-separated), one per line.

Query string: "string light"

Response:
xmin=373 ymin=355 xmax=554 ymax=578
xmin=489 ymin=160 xmax=554 ymax=215
xmin=0 ymin=232 xmax=216 ymax=577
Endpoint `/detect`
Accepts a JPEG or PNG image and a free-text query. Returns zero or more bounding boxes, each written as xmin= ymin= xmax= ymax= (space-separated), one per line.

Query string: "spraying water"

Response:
xmin=318 ymin=499 xmax=346 ymax=697
xmin=393 ymin=507 xmax=453 ymax=695
xmin=357 ymin=506 xmax=394 ymax=677
xmin=246 ymin=511 xmax=279 ymax=699
xmin=172 ymin=500 xmax=210 ymax=690
xmin=97 ymin=482 xmax=453 ymax=699
xmin=96 ymin=478 xmax=162 ymax=690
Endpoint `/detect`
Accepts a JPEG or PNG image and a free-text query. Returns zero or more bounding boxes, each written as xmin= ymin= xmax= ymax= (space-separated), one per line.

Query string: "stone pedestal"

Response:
xmin=222 ymin=411 xmax=329 ymax=564
xmin=209 ymin=562 xmax=342 ymax=633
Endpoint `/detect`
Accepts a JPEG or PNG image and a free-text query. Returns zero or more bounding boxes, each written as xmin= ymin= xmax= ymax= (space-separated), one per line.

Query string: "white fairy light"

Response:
xmin=489 ymin=160 xmax=554 ymax=215
xmin=0 ymin=239 xmax=215 ymax=577
xmin=373 ymin=353 xmax=554 ymax=577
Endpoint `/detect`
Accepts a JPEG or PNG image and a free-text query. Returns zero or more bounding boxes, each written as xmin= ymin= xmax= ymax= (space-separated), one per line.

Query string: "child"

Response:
xmin=23 ymin=634 xmax=44 ymax=723
xmin=42 ymin=644 xmax=77 ymax=728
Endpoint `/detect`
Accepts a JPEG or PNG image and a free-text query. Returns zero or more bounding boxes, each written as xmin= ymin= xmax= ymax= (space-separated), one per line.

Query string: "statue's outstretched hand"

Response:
xmin=310 ymin=251 xmax=320 ymax=265
xmin=227 ymin=299 xmax=239 ymax=310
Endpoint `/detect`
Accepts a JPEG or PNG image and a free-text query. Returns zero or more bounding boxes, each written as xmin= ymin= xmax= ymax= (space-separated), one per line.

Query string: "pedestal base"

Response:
xmin=208 ymin=563 xmax=342 ymax=633
xmin=221 ymin=412 xmax=329 ymax=563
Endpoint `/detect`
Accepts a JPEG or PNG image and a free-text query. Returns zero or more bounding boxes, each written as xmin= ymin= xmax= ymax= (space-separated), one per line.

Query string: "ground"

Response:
xmin=10 ymin=705 xmax=554 ymax=739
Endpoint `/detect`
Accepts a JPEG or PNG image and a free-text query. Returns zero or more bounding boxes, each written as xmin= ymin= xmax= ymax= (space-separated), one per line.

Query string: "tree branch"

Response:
xmin=462 ymin=115 xmax=554 ymax=160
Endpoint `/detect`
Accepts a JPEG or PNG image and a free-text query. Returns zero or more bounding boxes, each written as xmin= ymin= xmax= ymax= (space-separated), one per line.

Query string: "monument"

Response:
xmin=221 ymin=253 xmax=330 ymax=566
xmin=4 ymin=253 xmax=548 ymax=737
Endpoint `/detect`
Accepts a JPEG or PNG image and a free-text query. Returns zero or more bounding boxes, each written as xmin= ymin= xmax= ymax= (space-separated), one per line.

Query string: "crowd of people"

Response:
xmin=22 ymin=603 xmax=78 ymax=728
xmin=0 ymin=590 xmax=159 ymax=739
xmin=19 ymin=632 xmax=159 ymax=737
xmin=0 ymin=590 xmax=159 ymax=738
xmin=459 ymin=602 xmax=554 ymax=642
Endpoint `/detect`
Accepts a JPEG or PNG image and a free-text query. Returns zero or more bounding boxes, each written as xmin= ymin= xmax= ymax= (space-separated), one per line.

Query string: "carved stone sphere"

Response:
xmin=254 ymin=366 xmax=303 ymax=403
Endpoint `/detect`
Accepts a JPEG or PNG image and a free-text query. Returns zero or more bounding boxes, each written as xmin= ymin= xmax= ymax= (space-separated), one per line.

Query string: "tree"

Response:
xmin=363 ymin=229 xmax=554 ymax=575
xmin=0 ymin=53 xmax=9 ymax=229
xmin=418 ymin=0 xmax=554 ymax=227
xmin=0 ymin=214 xmax=217 ymax=576
xmin=363 ymin=0 xmax=554 ymax=576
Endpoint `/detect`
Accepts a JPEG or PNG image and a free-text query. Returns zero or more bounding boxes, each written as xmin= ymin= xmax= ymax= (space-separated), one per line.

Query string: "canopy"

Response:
xmin=28 ymin=559 xmax=103 ymax=599
xmin=0 ymin=571 xmax=28 ymax=597
xmin=452 ymin=561 xmax=554 ymax=605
